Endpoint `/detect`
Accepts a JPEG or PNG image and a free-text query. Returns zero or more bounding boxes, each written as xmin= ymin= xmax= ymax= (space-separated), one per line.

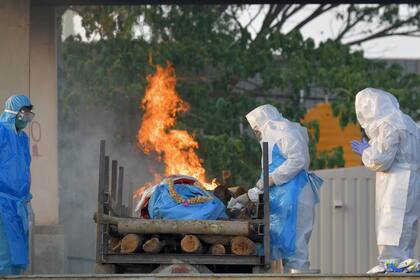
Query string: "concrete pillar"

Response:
xmin=0 ymin=1 xmax=63 ymax=273
xmin=0 ymin=0 xmax=30 ymax=99
xmin=29 ymin=3 xmax=59 ymax=225
xmin=0 ymin=0 xmax=59 ymax=225
xmin=29 ymin=3 xmax=64 ymax=274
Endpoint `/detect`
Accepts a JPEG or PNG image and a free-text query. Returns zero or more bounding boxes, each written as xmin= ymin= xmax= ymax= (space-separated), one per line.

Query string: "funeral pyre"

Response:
xmin=104 ymin=60 xmax=260 ymax=257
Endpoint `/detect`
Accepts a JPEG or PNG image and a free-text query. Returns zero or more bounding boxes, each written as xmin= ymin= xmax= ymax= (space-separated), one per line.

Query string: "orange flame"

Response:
xmin=137 ymin=61 xmax=217 ymax=190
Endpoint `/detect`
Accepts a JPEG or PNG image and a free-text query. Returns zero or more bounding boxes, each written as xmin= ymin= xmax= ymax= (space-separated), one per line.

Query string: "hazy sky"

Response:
xmin=238 ymin=5 xmax=420 ymax=59
xmin=66 ymin=5 xmax=420 ymax=59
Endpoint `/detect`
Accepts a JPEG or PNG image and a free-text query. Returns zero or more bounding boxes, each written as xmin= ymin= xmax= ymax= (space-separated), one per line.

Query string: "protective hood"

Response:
xmin=0 ymin=95 xmax=32 ymax=126
xmin=246 ymin=104 xmax=309 ymax=150
xmin=355 ymin=88 xmax=400 ymax=129
xmin=355 ymin=88 xmax=408 ymax=137
xmin=246 ymin=104 xmax=284 ymax=131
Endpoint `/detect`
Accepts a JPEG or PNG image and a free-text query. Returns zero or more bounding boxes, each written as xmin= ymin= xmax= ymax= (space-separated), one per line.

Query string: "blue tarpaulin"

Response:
xmin=148 ymin=182 xmax=227 ymax=220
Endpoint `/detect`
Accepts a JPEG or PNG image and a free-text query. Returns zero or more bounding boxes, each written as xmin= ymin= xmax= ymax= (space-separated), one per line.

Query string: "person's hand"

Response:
xmin=351 ymin=138 xmax=370 ymax=156
xmin=256 ymin=176 xmax=275 ymax=190
xmin=227 ymin=197 xmax=238 ymax=209
xmin=236 ymin=193 xmax=250 ymax=205
xmin=227 ymin=193 xmax=250 ymax=209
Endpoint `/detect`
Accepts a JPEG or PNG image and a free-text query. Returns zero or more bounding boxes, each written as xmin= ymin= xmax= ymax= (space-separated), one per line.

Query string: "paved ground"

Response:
xmin=1 ymin=274 xmax=419 ymax=280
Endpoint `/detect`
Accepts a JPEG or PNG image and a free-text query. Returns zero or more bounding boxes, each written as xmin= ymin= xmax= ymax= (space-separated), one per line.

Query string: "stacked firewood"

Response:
xmin=110 ymin=233 xmax=258 ymax=256
xmin=102 ymin=185 xmax=262 ymax=257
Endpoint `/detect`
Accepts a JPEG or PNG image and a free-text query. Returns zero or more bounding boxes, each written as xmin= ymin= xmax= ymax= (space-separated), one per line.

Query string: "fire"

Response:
xmin=137 ymin=61 xmax=217 ymax=190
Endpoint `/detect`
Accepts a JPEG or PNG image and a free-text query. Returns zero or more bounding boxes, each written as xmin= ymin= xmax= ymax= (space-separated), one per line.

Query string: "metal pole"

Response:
xmin=110 ymin=160 xmax=118 ymax=206
xmin=263 ymin=141 xmax=271 ymax=269
xmin=117 ymin=166 xmax=124 ymax=216
xmin=96 ymin=140 xmax=106 ymax=263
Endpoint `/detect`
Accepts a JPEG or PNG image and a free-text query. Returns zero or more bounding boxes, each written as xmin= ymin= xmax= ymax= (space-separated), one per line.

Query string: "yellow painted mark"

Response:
xmin=302 ymin=103 xmax=362 ymax=167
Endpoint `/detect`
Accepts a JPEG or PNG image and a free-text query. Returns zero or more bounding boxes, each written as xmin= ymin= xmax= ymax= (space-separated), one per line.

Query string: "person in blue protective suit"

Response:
xmin=352 ymin=88 xmax=420 ymax=274
xmin=227 ymin=104 xmax=323 ymax=273
xmin=0 ymin=94 xmax=34 ymax=275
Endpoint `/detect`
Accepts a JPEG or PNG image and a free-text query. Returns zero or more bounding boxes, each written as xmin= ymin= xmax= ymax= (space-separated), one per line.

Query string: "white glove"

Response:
xmin=227 ymin=194 xmax=250 ymax=210
xmin=227 ymin=197 xmax=238 ymax=209
xmin=236 ymin=193 xmax=250 ymax=205
xmin=248 ymin=187 xmax=263 ymax=203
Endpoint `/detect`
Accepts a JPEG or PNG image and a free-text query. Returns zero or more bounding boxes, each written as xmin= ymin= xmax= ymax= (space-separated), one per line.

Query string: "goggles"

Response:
xmin=5 ymin=109 xmax=35 ymax=122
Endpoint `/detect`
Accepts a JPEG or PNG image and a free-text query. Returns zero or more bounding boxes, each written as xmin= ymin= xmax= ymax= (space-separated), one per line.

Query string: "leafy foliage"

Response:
xmin=59 ymin=5 xmax=420 ymax=186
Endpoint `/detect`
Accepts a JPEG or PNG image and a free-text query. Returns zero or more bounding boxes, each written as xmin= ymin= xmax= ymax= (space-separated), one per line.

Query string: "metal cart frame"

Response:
xmin=95 ymin=140 xmax=271 ymax=272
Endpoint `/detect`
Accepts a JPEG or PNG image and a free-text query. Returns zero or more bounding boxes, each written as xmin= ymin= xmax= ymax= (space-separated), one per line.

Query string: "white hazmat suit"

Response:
xmin=355 ymin=88 xmax=420 ymax=270
xmin=245 ymin=104 xmax=318 ymax=272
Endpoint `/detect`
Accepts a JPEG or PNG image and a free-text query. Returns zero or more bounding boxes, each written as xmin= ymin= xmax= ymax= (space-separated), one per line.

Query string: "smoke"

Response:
xmin=58 ymin=102 xmax=160 ymax=273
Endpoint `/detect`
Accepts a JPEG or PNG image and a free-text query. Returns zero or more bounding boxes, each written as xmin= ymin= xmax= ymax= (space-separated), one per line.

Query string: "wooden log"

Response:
xmin=142 ymin=237 xmax=164 ymax=253
xmin=181 ymin=235 xmax=203 ymax=253
xmin=120 ymin=234 xmax=144 ymax=254
xmin=228 ymin=186 xmax=246 ymax=198
xmin=110 ymin=237 xmax=121 ymax=252
xmin=208 ymin=244 xmax=226 ymax=255
xmin=230 ymin=236 xmax=256 ymax=256
xmin=100 ymin=215 xmax=252 ymax=236
xmin=197 ymin=235 xmax=233 ymax=246
xmin=212 ymin=184 xmax=231 ymax=203
xmin=143 ymin=236 xmax=178 ymax=253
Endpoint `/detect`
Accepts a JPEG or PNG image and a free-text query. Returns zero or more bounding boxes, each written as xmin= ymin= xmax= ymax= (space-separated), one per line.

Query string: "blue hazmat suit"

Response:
xmin=0 ymin=95 xmax=32 ymax=275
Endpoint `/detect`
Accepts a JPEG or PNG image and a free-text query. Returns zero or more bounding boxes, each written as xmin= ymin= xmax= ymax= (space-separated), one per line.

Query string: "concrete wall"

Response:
xmin=0 ymin=0 xmax=64 ymax=274
xmin=0 ymin=0 xmax=59 ymax=225
xmin=0 ymin=0 xmax=30 ymax=99
xmin=29 ymin=2 xmax=59 ymax=225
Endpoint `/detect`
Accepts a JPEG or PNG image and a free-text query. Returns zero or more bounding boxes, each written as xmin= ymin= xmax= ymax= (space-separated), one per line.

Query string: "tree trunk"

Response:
xmin=230 ymin=236 xmax=256 ymax=256
xmin=120 ymin=234 xmax=144 ymax=253
xmin=100 ymin=215 xmax=252 ymax=236
xmin=181 ymin=235 xmax=203 ymax=253
xmin=208 ymin=244 xmax=226 ymax=255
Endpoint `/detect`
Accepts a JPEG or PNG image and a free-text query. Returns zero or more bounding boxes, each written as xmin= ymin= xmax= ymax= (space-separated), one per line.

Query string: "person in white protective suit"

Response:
xmin=228 ymin=104 xmax=323 ymax=272
xmin=352 ymin=88 xmax=420 ymax=274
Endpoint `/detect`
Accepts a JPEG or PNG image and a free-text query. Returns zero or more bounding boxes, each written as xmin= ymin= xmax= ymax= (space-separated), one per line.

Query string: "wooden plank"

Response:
xmin=110 ymin=160 xmax=118 ymax=204
xmin=104 ymin=253 xmax=263 ymax=265
xmin=128 ymin=188 xmax=133 ymax=217
xmin=103 ymin=156 xmax=110 ymax=215
xmin=117 ymin=166 xmax=124 ymax=216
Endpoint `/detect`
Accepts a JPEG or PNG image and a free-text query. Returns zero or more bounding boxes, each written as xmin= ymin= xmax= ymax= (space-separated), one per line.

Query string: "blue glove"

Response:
xmin=351 ymin=138 xmax=370 ymax=156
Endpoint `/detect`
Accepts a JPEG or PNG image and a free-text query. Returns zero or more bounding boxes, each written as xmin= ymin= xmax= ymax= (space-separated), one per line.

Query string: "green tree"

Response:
xmin=59 ymin=5 xmax=420 ymax=186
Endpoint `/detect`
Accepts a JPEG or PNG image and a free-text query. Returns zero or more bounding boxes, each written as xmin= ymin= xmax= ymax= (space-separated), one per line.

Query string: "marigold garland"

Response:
xmin=166 ymin=179 xmax=212 ymax=205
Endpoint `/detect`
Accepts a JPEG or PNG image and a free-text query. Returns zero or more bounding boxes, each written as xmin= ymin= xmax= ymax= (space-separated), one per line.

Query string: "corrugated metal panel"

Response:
xmin=309 ymin=166 xmax=420 ymax=273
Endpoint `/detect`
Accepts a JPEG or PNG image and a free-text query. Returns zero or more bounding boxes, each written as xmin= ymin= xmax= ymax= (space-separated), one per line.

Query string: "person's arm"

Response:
xmin=362 ymin=123 xmax=399 ymax=172
xmin=270 ymin=133 xmax=307 ymax=186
